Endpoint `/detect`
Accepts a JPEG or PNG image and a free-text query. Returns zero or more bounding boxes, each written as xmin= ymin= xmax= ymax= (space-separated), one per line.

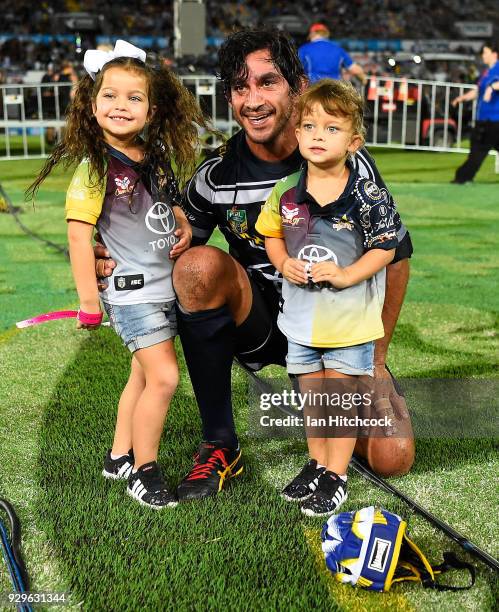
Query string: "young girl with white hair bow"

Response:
xmin=28 ymin=40 xmax=213 ymax=509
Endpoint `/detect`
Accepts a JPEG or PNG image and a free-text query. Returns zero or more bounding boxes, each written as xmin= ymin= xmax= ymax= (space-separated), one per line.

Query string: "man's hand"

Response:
xmin=93 ymin=240 xmax=116 ymax=291
xmin=369 ymin=364 xmax=411 ymax=435
xmin=380 ymin=366 xmax=410 ymax=421
xmin=311 ymin=261 xmax=351 ymax=288
xmin=282 ymin=257 xmax=308 ymax=285
xmin=170 ymin=213 xmax=192 ymax=259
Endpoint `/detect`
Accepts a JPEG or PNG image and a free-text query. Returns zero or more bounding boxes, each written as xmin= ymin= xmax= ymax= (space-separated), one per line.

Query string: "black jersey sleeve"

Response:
xmin=353 ymin=178 xmax=399 ymax=251
xmin=392 ymin=231 xmax=413 ymax=263
xmin=181 ymin=158 xmax=220 ymax=244
xmin=354 ymin=147 xmax=413 ymax=262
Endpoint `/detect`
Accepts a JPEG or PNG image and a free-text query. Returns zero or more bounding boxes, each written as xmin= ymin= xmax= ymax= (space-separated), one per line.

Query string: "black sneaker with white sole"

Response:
xmin=127 ymin=461 xmax=178 ymax=509
xmin=102 ymin=448 xmax=134 ymax=480
xmin=281 ymin=459 xmax=326 ymax=502
xmin=300 ymin=470 xmax=348 ymax=517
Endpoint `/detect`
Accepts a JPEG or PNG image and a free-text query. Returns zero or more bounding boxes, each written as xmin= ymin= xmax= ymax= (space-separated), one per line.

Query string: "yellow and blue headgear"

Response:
xmin=321 ymin=506 xmax=475 ymax=592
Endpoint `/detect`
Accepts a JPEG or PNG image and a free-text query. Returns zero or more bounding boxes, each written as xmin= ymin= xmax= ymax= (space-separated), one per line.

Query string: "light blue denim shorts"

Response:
xmin=286 ymin=339 xmax=374 ymax=376
xmin=103 ymin=300 xmax=177 ymax=353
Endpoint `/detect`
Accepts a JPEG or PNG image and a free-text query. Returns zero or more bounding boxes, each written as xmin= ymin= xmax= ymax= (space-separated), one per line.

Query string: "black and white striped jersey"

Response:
xmin=181 ymin=129 xmax=412 ymax=287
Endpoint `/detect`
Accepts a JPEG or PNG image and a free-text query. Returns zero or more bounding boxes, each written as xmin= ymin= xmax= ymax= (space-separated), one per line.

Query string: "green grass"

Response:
xmin=0 ymin=151 xmax=498 ymax=611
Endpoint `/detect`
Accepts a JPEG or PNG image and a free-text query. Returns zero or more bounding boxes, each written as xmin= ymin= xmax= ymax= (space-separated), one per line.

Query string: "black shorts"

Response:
xmin=235 ymin=273 xmax=287 ymax=371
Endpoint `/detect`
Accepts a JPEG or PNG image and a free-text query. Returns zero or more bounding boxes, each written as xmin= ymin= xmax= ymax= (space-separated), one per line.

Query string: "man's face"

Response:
xmin=481 ymin=46 xmax=497 ymax=67
xmin=228 ymin=49 xmax=296 ymax=145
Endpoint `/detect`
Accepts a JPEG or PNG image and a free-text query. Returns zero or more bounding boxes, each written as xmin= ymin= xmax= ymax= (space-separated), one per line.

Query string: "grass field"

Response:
xmin=0 ymin=150 xmax=498 ymax=611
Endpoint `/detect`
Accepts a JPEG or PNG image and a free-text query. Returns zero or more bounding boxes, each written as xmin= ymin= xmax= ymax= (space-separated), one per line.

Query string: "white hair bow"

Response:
xmin=84 ymin=40 xmax=147 ymax=80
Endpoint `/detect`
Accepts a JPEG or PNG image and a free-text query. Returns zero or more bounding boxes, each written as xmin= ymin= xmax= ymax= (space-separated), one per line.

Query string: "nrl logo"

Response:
xmin=116 ymin=276 xmax=126 ymax=289
xmin=227 ymin=207 xmax=248 ymax=234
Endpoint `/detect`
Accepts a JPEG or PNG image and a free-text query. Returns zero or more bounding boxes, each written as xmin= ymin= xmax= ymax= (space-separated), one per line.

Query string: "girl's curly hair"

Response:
xmin=27 ymin=56 xmax=213 ymax=199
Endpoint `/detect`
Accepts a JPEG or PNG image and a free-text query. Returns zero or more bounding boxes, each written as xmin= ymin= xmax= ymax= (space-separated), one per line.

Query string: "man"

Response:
xmin=97 ymin=29 xmax=415 ymax=501
xmin=451 ymin=40 xmax=499 ymax=184
xmin=298 ymin=23 xmax=367 ymax=85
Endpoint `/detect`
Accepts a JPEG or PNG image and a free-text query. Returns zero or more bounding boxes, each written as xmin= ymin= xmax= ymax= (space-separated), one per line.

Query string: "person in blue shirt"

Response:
xmin=451 ymin=40 xmax=499 ymax=184
xmin=298 ymin=23 xmax=367 ymax=85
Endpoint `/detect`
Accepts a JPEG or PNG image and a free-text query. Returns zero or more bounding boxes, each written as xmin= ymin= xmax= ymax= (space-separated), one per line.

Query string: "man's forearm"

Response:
xmin=375 ymin=258 xmax=410 ymax=366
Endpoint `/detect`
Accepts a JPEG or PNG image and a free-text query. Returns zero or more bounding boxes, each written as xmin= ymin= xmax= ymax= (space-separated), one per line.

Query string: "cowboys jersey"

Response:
xmin=256 ymin=165 xmax=398 ymax=347
xmin=182 ymin=129 xmax=411 ymax=289
xmin=66 ymin=147 xmax=180 ymax=305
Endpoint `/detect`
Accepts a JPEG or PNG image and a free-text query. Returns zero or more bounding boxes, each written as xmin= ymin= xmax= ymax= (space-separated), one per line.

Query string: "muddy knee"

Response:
xmin=173 ymin=246 xmax=230 ymax=311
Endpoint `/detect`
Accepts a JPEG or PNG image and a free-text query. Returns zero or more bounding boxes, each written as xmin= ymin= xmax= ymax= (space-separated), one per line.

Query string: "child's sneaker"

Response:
xmin=127 ymin=461 xmax=178 ymax=509
xmin=281 ymin=459 xmax=326 ymax=502
xmin=102 ymin=449 xmax=134 ymax=480
xmin=300 ymin=471 xmax=348 ymax=517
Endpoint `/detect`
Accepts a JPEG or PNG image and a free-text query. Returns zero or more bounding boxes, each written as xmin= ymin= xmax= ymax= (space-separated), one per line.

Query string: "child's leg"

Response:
xmin=282 ymin=341 xmax=330 ymax=502
xmin=111 ymin=355 xmax=145 ymax=455
xmin=324 ymin=368 xmax=357 ymax=475
xmin=298 ymin=371 xmax=327 ymax=466
xmin=131 ymin=339 xmax=178 ymax=469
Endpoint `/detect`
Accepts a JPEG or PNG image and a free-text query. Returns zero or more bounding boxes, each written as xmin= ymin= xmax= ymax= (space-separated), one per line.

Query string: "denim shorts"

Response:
xmin=286 ymin=339 xmax=374 ymax=376
xmin=103 ymin=300 xmax=177 ymax=353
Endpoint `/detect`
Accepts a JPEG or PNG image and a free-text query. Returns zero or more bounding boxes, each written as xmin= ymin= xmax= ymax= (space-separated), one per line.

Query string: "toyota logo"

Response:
xmin=297 ymin=244 xmax=338 ymax=264
xmin=145 ymin=202 xmax=176 ymax=235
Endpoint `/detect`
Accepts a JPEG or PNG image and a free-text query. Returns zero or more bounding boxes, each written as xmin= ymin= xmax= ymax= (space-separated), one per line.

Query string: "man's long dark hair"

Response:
xmin=218 ymin=28 xmax=306 ymax=99
xmin=482 ymin=39 xmax=498 ymax=54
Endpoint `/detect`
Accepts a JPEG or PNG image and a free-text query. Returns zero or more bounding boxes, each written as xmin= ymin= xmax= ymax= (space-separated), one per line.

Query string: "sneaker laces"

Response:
xmin=186 ymin=448 xmax=229 ymax=481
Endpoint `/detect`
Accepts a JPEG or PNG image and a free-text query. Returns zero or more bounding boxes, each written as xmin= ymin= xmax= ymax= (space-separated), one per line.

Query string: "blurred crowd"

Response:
xmin=1 ymin=0 xmax=497 ymax=38
xmin=0 ymin=0 xmax=496 ymax=82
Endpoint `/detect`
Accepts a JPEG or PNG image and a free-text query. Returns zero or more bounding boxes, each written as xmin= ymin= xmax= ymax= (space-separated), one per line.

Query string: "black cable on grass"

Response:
xmin=0 ymin=181 xmax=69 ymax=259
xmin=0 ymin=498 xmax=33 ymax=612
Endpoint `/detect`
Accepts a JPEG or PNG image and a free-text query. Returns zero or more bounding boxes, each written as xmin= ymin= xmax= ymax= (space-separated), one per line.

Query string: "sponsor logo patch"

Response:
xmin=298 ymin=244 xmax=338 ymax=264
xmin=367 ymin=537 xmax=391 ymax=573
xmin=145 ymin=202 xmax=176 ymax=235
xmin=114 ymin=274 xmax=145 ymax=291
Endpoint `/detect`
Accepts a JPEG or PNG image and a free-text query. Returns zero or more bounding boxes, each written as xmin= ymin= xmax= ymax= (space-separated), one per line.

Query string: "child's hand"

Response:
xmin=76 ymin=305 xmax=103 ymax=330
xmin=282 ymin=258 xmax=308 ymax=285
xmin=311 ymin=261 xmax=351 ymax=289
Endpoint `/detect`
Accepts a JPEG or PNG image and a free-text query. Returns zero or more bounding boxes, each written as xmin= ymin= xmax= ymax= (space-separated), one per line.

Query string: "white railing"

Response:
xmin=363 ymin=75 xmax=477 ymax=152
xmin=1 ymin=76 xmax=497 ymax=171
